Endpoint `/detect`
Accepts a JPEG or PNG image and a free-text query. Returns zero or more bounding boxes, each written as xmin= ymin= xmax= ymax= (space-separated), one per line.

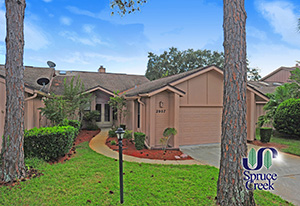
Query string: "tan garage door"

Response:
xmin=179 ymin=107 xmax=222 ymax=145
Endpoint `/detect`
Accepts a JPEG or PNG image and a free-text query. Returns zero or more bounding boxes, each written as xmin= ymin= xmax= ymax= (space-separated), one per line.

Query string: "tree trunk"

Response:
xmin=217 ymin=0 xmax=255 ymax=205
xmin=1 ymin=0 xmax=26 ymax=182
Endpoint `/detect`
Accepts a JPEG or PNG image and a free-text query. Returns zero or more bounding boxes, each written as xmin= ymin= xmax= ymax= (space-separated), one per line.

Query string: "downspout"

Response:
xmin=137 ymin=96 xmax=150 ymax=148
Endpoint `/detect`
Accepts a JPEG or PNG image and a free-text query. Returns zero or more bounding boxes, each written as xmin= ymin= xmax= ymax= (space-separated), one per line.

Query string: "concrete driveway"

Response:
xmin=180 ymin=144 xmax=300 ymax=206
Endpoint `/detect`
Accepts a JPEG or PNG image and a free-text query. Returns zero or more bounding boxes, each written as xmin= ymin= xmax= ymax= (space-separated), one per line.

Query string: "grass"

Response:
xmin=0 ymin=142 xmax=293 ymax=206
xmin=256 ymin=128 xmax=300 ymax=156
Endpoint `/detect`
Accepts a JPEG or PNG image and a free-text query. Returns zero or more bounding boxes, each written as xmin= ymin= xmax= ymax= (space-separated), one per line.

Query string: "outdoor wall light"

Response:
xmin=115 ymin=127 xmax=125 ymax=204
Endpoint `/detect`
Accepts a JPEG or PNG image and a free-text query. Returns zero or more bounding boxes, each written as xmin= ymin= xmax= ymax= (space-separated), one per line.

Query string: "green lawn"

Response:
xmin=0 ymin=142 xmax=293 ymax=205
xmin=256 ymin=129 xmax=300 ymax=156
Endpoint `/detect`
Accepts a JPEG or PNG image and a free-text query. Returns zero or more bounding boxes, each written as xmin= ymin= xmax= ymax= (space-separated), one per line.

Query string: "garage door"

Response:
xmin=179 ymin=107 xmax=222 ymax=145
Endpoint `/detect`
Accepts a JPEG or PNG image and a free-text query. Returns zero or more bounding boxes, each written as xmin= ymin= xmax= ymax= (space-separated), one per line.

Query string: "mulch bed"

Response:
xmin=250 ymin=140 xmax=288 ymax=150
xmin=106 ymin=137 xmax=193 ymax=161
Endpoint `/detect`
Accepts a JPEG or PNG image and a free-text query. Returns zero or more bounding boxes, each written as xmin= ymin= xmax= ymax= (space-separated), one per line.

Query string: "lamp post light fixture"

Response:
xmin=115 ymin=127 xmax=125 ymax=204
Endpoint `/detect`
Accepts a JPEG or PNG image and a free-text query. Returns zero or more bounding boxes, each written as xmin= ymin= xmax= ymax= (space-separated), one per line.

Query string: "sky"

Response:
xmin=0 ymin=0 xmax=300 ymax=77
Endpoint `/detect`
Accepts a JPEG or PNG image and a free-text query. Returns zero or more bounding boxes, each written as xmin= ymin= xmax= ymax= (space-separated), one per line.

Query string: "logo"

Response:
xmin=242 ymin=147 xmax=279 ymax=191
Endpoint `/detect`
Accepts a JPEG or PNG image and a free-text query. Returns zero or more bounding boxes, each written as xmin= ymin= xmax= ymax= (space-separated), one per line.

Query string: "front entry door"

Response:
xmin=96 ymin=103 xmax=113 ymax=128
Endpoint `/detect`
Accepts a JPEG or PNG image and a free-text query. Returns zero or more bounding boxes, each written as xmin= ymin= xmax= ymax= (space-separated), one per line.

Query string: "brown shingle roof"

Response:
xmin=247 ymin=81 xmax=280 ymax=94
xmin=50 ymin=71 xmax=149 ymax=95
xmin=0 ymin=64 xmax=55 ymax=92
xmin=125 ymin=65 xmax=215 ymax=96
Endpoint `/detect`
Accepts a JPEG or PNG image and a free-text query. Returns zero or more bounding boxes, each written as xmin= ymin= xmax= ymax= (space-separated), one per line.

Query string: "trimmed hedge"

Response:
xmin=24 ymin=126 xmax=77 ymax=161
xmin=134 ymin=132 xmax=146 ymax=150
xmin=273 ymin=98 xmax=300 ymax=138
xmin=60 ymin=119 xmax=81 ymax=136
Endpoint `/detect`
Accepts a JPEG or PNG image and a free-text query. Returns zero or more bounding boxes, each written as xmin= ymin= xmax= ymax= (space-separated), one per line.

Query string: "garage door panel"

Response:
xmin=179 ymin=107 xmax=222 ymax=145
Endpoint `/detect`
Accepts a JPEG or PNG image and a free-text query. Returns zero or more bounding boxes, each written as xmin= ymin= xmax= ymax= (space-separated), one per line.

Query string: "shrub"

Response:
xmin=108 ymin=127 xmax=117 ymax=138
xmin=134 ymin=132 xmax=146 ymax=150
xmin=110 ymin=140 xmax=117 ymax=145
xmin=83 ymin=110 xmax=100 ymax=130
xmin=123 ymin=130 xmax=132 ymax=139
xmin=86 ymin=124 xmax=99 ymax=131
xmin=24 ymin=126 xmax=77 ymax=161
xmin=273 ymin=98 xmax=300 ymax=138
xmin=60 ymin=118 xmax=81 ymax=136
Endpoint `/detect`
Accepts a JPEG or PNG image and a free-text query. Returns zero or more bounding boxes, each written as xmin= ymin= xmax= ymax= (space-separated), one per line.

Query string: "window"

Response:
xmin=137 ymin=102 xmax=140 ymax=128
xmin=105 ymin=104 xmax=110 ymax=122
xmin=113 ymin=108 xmax=117 ymax=120
xmin=96 ymin=104 xmax=101 ymax=122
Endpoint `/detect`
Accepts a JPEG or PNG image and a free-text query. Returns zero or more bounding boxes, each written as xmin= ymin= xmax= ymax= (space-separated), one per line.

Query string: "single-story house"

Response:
xmin=123 ymin=65 xmax=269 ymax=148
xmin=0 ymin=65 xmax=149 ymax=152
xmin=4 ymin=63 xmax=291 ymax=151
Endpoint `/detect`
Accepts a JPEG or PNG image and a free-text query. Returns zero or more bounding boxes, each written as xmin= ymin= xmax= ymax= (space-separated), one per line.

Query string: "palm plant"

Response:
xmin=159 ymin=128 xmax=177 ymax=152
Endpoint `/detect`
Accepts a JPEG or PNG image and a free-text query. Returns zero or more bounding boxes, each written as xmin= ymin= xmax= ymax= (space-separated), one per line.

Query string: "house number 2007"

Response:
xmin=156 ymin=110 xmax=166 ymax=113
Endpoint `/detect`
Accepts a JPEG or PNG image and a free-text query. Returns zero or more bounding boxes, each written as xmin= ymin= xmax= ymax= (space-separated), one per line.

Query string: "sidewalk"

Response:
xmin=89 ymin=129 xmax=201 ymax=165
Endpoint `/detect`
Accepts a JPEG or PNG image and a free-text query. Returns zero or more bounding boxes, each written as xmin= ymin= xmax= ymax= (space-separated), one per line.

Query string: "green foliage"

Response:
xmin=24 ymin=126 xmax=77 ymax=161
xmin=260 ymin=128 xmax=272 ymax=143
xmin=160 ymin=128 xmax=177 ymax=151
xmin=247 ymin=67 xmax=261 ymax=81
xmin=289 ymin=67 xmax=300 ymax=83
xmin=110 ymin=0 xmax=147 ymax=16
xmin=124 ymin=130 xmax=133 ymax=139
xmin=134 ymin=132 xmax=146 ymax=150
xmin=145 ymin=47 xmax=224 ymax=80
xmin=110 ymin=140 xmax=117 ymax=145
xmin=83 ymin=110 xmax=100 ymax=130
xmin=39 ymin=95 xmax=67 ymax=125
xmin=273 ymin=98 xmax=300 ymax=138
xmin=108 ymin=91 xmax=128 ymax=126
xmin=40 ymin=76 xmax=91 ymax=126
xmin=59 ymin=118 xmax=81 ymax=136
xmin=62 ymin=76 xmax=91 ymax=122
xmin=108 ymin=127 xmax=117 ymax=138
xmin=260 ymin=83 xmax=300 ymax=126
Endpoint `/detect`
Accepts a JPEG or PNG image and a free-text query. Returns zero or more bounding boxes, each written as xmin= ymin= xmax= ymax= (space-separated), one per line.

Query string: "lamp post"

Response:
xmin=115 ymin=127 xmax=125 ymax=204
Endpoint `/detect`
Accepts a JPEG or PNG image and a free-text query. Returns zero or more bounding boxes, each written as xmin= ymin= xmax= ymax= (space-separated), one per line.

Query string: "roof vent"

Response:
xmin=98 ymin=65 xmax=106 ymax=73
xmin=273 ymin=82 xmax=282 ymax=86
xmin=59 ymin=71 xmax=66 ymax=75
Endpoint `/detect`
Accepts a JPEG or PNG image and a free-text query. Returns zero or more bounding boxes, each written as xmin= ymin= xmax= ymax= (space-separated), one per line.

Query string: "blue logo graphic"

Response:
xmin=243 ymin=147 xmax=278 ymax=170
xmin=242 ymin=147 xmax=279 ymax=191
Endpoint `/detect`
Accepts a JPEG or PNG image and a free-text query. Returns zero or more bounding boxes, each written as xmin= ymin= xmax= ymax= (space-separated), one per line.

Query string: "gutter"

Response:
xmin=25 ymin=93 xmax=37 ymax=101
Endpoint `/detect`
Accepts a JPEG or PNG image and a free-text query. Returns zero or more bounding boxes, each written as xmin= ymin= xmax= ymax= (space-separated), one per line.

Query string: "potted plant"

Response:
xmin=257 ymin=115 xmax=272 ymax=143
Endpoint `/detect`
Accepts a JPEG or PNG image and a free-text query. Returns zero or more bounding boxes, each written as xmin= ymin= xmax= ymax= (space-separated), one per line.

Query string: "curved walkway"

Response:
xmin=89 ymin=129 xmax=201 ymax=165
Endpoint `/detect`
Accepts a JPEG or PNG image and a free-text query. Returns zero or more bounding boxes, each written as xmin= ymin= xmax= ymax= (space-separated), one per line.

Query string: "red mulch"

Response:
xmin=250 ymin=140 xmax=288 ymax=150
xmin=49 ymin=129 xmax=101 ymax=165
xmin=106 ymin=137 xmax=193 ymax=161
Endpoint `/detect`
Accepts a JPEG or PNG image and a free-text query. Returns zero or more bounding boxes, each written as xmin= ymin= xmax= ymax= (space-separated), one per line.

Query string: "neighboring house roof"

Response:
xmin=260 ymin=65 xmax=298 ymax=82
xmin=50 ymin=71 xmax=149 ymax=95
xmin=125 ymin=65 xmax=214 ymax=97
xmin=247 ymin=81 xmax=281 ymax=95
xmin=0 ymin=64 xmax=55 ymax=93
